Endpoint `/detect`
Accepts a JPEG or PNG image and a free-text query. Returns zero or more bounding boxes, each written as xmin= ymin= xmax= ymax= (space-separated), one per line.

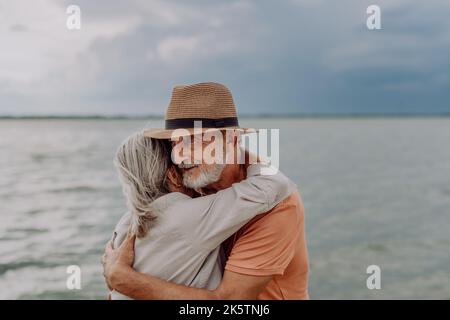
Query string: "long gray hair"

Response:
xmin=114 ymin=131 xmax=170 ymax=238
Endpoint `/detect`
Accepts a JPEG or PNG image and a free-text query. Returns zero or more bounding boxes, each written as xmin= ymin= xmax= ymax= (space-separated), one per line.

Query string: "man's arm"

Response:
xmin=103 ymin=233 xmax=272 ymax=299
xmin=112 ymin=265 xmax=271 ymax=300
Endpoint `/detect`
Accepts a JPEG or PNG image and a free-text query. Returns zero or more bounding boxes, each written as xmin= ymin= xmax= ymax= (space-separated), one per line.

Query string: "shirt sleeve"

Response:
xmin=178 ymin=164 xmax=295 ymax=251
xmin=112 ymin=212 xmax=131 ymax=249
xmin=224 ymin=193 xmax=303 ymax=276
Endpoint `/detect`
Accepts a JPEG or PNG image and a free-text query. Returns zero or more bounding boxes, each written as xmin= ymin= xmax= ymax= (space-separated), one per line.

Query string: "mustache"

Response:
xmin=177 ymin=162 xmax=199 ymax=169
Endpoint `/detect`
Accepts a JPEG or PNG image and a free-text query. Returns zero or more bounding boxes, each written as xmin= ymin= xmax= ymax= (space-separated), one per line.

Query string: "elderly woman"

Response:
xmin=108 ymin=131 xmax=294 ymax=299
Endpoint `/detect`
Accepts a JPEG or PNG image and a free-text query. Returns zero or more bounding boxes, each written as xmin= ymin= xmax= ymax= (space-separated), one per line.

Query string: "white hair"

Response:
xmin=181 ymin=164 xmax=225 ymax=189
xmin=114 ymin=131 xmax=170 ymax=238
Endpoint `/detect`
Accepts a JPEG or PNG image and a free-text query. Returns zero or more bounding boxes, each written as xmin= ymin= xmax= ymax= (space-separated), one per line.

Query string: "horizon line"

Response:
xmin=1 ymin=112 xmax=450 ymax=120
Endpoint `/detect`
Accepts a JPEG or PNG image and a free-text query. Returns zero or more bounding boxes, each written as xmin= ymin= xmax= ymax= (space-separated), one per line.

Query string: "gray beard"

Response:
xmin=182 ymin=164 xmax=225 ymax=190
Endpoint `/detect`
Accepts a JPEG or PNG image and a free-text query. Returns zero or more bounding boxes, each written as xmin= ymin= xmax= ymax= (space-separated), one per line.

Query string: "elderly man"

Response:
xmin=102 ymin=82 xmax=309 ymax=299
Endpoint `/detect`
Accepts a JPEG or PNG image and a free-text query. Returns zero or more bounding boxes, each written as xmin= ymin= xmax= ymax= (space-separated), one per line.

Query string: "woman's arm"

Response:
xmin=112 ymin=264 xmax=271 ymax=300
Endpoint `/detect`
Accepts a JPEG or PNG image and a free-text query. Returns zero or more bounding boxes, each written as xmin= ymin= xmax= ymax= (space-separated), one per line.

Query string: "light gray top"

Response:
xmin=111 ymin=164 xmax=295 ymax=299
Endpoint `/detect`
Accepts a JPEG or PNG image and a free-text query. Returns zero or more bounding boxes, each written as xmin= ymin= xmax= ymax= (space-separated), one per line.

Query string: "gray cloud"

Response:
xmin=10 ymin=24 xmax=27 ymax=32
xmin=1 ymin=0 xmax=449 ymax=115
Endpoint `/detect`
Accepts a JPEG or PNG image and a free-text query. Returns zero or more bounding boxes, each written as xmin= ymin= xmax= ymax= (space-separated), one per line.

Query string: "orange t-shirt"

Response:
xmin=223 ymin=191 xmax=309 ymax=299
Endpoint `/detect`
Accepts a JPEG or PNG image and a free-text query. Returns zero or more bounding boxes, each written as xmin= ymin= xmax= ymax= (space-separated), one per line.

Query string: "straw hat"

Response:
xmin=144 ymin=82 xmax=252 ymax=139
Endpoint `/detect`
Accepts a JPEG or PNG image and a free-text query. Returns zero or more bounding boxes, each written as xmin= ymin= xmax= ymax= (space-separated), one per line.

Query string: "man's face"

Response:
xmin=171 ymin=133 xmax=231 ymax=190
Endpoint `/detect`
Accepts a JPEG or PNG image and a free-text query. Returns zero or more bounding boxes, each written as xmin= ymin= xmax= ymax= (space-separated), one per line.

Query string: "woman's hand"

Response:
xmin=101 ymin=232 xmax=136 ymax=291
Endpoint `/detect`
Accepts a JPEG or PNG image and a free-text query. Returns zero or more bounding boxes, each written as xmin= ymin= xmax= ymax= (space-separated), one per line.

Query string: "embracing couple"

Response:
xmin=102 ymin=82 xmax=309 ymax=299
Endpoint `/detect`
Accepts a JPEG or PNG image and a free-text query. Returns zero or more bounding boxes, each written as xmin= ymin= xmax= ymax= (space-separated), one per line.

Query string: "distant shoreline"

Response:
xmin=1 ymin=113 xmax=450 ymax=120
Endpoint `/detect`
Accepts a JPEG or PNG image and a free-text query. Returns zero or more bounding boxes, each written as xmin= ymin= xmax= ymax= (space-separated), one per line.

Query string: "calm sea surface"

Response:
xmin=0 ymin=118 xmax=449 ymax=299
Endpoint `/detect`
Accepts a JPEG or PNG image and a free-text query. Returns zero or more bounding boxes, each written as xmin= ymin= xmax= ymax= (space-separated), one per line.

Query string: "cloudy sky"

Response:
xmin=1 ymin=0 xmax=449 ymax=116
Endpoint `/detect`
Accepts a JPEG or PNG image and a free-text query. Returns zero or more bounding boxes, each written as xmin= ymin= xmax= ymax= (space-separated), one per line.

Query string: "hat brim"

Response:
xmin=144 ymin=127 xmax=257 ymax=139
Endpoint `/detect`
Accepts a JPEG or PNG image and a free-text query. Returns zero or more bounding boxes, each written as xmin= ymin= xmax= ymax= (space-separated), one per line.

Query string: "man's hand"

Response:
xmin=101 ymin=232 xmax=136 ymax=291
